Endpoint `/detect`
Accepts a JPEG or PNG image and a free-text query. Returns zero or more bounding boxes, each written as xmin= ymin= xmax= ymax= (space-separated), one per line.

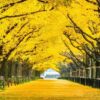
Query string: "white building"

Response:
xmin=40 ymin=69 xmax=61 ymax=79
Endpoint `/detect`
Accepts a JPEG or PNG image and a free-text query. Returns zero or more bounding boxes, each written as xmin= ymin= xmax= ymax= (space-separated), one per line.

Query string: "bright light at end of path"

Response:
xmin=40 ymin=68 xmax=61 ymax=80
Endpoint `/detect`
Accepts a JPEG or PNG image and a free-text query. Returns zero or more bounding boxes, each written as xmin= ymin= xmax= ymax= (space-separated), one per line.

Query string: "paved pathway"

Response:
xmin=0 ymin=79 xmax=100 ymax=100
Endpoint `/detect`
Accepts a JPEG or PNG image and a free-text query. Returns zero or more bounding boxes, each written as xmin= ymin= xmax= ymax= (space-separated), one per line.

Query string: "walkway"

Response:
xmin=0 ymin=79 xmax=100 ymax=100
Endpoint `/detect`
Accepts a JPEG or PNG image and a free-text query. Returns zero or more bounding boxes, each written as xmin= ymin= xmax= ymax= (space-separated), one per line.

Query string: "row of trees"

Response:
xmin=0 ymin=58 xmax=41 ymax=89
xmin=0 ymin=0 xmax=73 ymax=85
xmin=0 ymin=0 xmax=100 ymax=88
xmin=58 ymin=0 xmax=100 ymax=88
xmin=0 ymin=0 xmax=50 ymax=88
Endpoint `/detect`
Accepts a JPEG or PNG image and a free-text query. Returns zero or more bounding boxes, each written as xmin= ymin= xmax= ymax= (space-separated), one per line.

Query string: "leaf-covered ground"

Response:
xmin=0 ymin=79 xmax=100 ymax=100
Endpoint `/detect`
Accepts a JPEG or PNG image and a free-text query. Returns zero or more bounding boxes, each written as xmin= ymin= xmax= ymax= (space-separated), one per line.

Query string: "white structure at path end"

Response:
xmin=40 ymin=69 xmax=61 ymax=79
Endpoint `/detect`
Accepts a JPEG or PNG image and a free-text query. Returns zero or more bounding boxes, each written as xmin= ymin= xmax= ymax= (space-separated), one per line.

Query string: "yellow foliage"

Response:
xmin=0 ymin=0 xmax=100 ymax=71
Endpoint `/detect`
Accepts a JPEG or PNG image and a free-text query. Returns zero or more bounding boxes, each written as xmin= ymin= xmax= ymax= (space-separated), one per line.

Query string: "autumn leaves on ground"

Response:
xmin=0 ymin=79 xmax=100 ymax=100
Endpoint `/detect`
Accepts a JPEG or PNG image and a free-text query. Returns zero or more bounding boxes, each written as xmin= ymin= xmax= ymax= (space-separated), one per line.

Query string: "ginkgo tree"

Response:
xmin=65 ymin=0 xmax=99 ymax=66
xmin=0 ymin=0 xmax=100 ymax=87
xmin=58 ymin=0 xmax=100 ymax=87
xmin=0 ymin=0 xmax=67 ymax=82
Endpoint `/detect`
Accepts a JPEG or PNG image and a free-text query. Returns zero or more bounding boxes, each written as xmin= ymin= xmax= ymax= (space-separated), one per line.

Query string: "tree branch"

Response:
xmin=0 ymin=0 xmax=27 ymax=13
xmin=0 ymin=9 xmax=46 ymax=20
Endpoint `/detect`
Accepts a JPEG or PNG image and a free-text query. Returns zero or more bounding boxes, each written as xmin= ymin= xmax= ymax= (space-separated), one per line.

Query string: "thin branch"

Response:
xmin=0 ymin=0 xmax=27 ymax=13
xmin=62 ymin=39 xmax=86 ymax=67
xmin=0 ymin=9 xmax=46 ymax=20
xmin=3 ymin=28 xmax=35 ymax=60
xmin=67 ymin=14 xmax=96 ymax=48
xmin=6 ymin=23 xmax=18 ymax=35
xmin=67 ymin=14 xmax=96 ymax=41
xmin=85 ymin=0 xmax=97 ymax=5
xmin=63 ymin=31 xmax=83 ymax=52
xmin=37 ymin=0 xmax=48 ymax=3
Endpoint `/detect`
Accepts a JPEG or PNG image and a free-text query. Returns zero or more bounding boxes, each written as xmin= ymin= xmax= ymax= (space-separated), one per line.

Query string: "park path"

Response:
xmin=0 ymin=79 xmax=100 ymax=100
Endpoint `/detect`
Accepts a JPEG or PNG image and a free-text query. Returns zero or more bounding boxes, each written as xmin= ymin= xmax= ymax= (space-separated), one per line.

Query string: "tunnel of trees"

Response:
xmin=0 ymin=0 xmax=100 ymax=88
